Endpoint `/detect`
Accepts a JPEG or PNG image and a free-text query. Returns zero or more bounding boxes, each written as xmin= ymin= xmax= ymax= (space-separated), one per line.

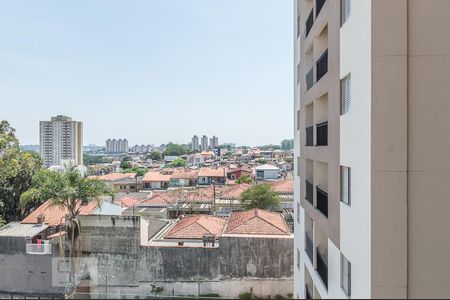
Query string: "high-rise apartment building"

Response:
xmin=191 ymin=135 xmax=199 ymax=151
xmin=201 ymin=135 xmax=208 ymax=151
xmin=209 ymin=136 xmax=219 ymax=149
xmin=40 ymin=115 xmax=83 ymax=167
xmin=105 ymin=139 xmax=129 ymax=154
xmin=294 ymin=0 xmax=450 ymax=298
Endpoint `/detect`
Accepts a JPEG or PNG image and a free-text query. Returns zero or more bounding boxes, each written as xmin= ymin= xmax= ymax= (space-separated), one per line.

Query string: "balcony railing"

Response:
xmin=306 ymin=9 xmax=314 ymax=38
xmin=316 ymin=0 xmax=326 ymax=17
xmin=316 ymin=186 xmax=328 ymax=217
xmin=306 ymin=126 xmax=314 ymax=146
xmin=306 ymin=67 xmax=314 ymax=91
xmin=316 ymin=49 xmax=328 ymax=82
xmin=305 ymin=233 xmax=314 ymax=264
xmin=26 ymin=243 xmax=52 ymax=255
xmin=316 ymin=121 xmax=328 ymax=146
xmin=316 ymin=249 xmax=328 ymax=289
xmin=305 ymin=180 xmax=314 ymax=205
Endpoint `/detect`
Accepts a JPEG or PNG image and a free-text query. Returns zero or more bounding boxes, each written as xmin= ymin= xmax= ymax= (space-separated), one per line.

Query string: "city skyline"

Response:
xmin=0 ymin=0 xmax=293 ymax=146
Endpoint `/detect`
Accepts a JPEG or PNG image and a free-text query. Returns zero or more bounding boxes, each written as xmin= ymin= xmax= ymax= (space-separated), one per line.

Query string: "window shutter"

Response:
xmin=341 ymin=74 xmax=351 ymax=115
xmin=341 ymin=166 xmax=351 ymax=205
xmin=341 ymin=255 xmax=351 ymax=296
xmin=341 ymin=0 xmax=351 ymax=26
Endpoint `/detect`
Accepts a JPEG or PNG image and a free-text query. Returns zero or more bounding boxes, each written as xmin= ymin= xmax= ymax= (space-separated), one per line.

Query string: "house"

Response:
xmin=223 ymin=209 xmax=291 ymax=236
xmin=198 ymin=167 xmax=227 ymax=185
xmin=88 ymin=173 xmax=143 ymax=192
xmin=255 ymin=164 xmax=280 ymax=180
xmin=142 ymin=171 xmax=172 ymax=190
xmin=169 ymin=169 xmax=199 ymax=187
xmin=227 ymin=167 xmax=253 ymax=180
xmin=164 ymin=215 xmax=226 ymax=241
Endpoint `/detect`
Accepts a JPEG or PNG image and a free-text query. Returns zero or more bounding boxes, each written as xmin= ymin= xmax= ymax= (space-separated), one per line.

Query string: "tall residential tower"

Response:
xmin=40 ymin=115 xmax=83 ymax=167
xmin=294 ymin=0 xmax=450 ymax=298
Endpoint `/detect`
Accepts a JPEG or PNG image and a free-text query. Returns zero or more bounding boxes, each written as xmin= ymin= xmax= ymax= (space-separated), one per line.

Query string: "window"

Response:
xmin=297 ymin=109 xmax=301 ymax=131
xmin=340 ymin=166 xmax=351 ymax=205
xmin=341 ymin=254 xmax=351 ymax=296
xmin=297 ymin=248 xmax=301 ymax=269
xmin=297 ymin=202 xmax=301 ymax=224
xmin=341 ymin=0 xmax=351 ymax=26
xmin=341 ymin=74 xmax=351 ymax=115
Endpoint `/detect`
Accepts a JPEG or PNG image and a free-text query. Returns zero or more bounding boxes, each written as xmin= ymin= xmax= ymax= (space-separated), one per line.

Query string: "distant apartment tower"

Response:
xmin=105 ymin=139 xmax=129 ymax=154
xmin=294 ymin=0 xmax=450 ymax=298
xmin=201 ymin=135 xmax=208 ymax=151
xmin=209 ymin=136 xmax=219 ymax=149
xmin=40 ymin=115 xmax=83 ymax=167
xmin=191 ymin=135 xmax=199 ymax=151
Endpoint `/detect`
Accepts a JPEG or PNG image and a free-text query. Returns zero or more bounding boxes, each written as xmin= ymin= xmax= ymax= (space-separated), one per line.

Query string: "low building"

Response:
xmin=88 ymin=172 xmax=143 ymax=193
xmin=198 ymin=167 xmax=227 ymax=185
xmin=255 ymin=164 xmax=280 ymax=180
xmin=169 ymin=169 xmax=199 ymax=187
xmin=142 ymin=171 xmax=172 ymax=190
xmin=227 ymin=167 xmax=252 ymax=180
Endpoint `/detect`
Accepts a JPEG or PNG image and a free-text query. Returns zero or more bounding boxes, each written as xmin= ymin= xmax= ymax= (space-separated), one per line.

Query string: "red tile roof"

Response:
xmin=138 ymin=193 xmax=177 ymax=206
xmin=198 ymin=167 xmax=226 ymax=178
xmin=88 ymin=173 xmax=137 ymax=182
xmin=21 ymin=200 xmax=99 ymax=227
xmin=224 ymin=209 xmax=290 ymax=235
xmin=170 ymin=169 xmax=199 ymax=180
xmin=117 ymin=196 xmax=142 ymax=208
xmin=219 ymin=184 xmax=252 ymax=199
xmin=143 ymin=171 xmax=172 ymax=182
xmin=270 ymin=180 xmax=294 ymax=194
xmin=165 ymin=215 xmax=226 ymax=239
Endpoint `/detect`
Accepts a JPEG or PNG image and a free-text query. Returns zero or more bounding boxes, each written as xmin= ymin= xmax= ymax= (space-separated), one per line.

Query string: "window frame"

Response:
xmin=341 ymin=253 xmax=351 ymax=296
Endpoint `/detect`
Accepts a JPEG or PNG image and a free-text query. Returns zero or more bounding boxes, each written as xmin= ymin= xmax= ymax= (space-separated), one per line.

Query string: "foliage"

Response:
xmin=83 ymin=154 xmax=113 ymax=166
xmin=236 ymin=175 xmax=252 ymax=184
xmin=146 ymin=151 xmax=162 ymax=161
xmin=0 ymin=120 xmax=43 ymax=223
xmin=258 ymin=144 xmax=281 ymax=151
xmin=240 ymin=184 xmax=280 ymax=211
xmin=239 ymin=291 xmax=252 ymax=300
xmin=20 ymin=166 xmax=112 ymax=259
xmin=168 ymin=158 xmax=187 ymax=168
xmin=150 ymin=284 xmax=164 ymax=295
xmin=284 ymin=157 xmax=293 ymax=163
xmin=122 ymin=167 xmax=148 ymax=177
xmin=286 ymin=293 xmax=293 ymax=299
xmin=0 ymin=216 xmax=5 ymax=227
xmin=256 ymin=159 xmax=267 ymax=164
xmin=120 ymin=156 xmax=133 ymax=169
xmin=199 ymin=293 xmax=220 ymax=298
xmin=163 ymin=143 xmax=191 ymax=156
xmin=280 ymin=139 xmax=294 ymax=150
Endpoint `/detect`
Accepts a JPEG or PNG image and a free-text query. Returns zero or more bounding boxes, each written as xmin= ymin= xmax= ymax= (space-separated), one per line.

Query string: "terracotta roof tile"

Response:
xmin=270 ymin=180 xmax=294 ymax=194
xmin=117 ymin=196 xmax=142 ymax=208
xmin=88 ymin=173 xmax=136 ymax=182
xmin=170 ymin=169 xmax=199 ymax=180
xmin=219 ymin=184 xmax=252 ymax=199
xmin=165 ymin=215 xmax=226 ymax=239
xmin=21 ymin=200 xmax=99 ymax=227
xmin=198 ymin=167 xmax=226 ymax=178
xmin=224 ymin=209 xmax=290 ymax=235
xmin=143 ymin=171 xmax=172 ymax=182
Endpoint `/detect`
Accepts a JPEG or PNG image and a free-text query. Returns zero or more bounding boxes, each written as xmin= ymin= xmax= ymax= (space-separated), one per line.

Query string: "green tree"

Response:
xmin=235 ymin=175 xmax=252 ymax=184
xmin=21 ymin=166 xmax=112 ymax=287
xmin=120 ymin=156 xmax=132 ymax=169
xmin=0 ymin=216 xmax=5 ymax=227
xmin=147 ymin=151 xmax=162 ymax=161
xmin=0 ymin=121 xmax=42 ymax=223
xmin=240 ymin=184 xmax=280 ymax=210
xmin=169 ymin=158 xmax=187 ymax=168
xmin=281 ymin=139 xmax=294 ymax=150
xmin=256 ymin=158 xmax=268 ymax=164
xmin=83 ymin=154 xmax=113 ymax=165
xmin=163 ymin=143 xmax=190 ymax=156
xmin=122 ymin=167 xmax=148 ymax=177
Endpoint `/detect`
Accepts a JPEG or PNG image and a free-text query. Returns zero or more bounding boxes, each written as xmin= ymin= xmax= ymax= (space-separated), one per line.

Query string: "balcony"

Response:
xmin=316 ymin=249 xmax=328 ymax=289
xmin=305 ymin=233 xmax=314 ymax=264
xmin=306 ymin=67 xmax=314 ymax=91
xmin=316 ymin=121 xmax=328 ymax=146
xmin=316 ymin=0 xmax=326 ymax=17
xmin=26 ymin=243 xmax=52 ymax=255
xmin=306 ymin=126 xmax=314 ymax=146
xmin=316 ymin=186 xmax=328 ymax=217
xmin=305 ymin=180 xmax=314 ymax=206
xmin=316 ymin=49 xmax=328 ymax=82
xmin=306 ymin=9 xmax=314 ymax=38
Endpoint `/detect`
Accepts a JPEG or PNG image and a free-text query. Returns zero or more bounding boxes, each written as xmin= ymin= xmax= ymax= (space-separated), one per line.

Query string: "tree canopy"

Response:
xmin=168 ymin=158 xmax=187 ymax=168
xmin=281 ymin=139 xmax=294 ymax=150
xmin=122 ymin=167 xmax=148 ymax=177
xmin=235 ymin=175 xmax=252 ymax=184
xmin=0 ymin=120 xmax=42 ymax=223
xmin=163 ymin=143 xmax=191 ymax=156
xmin=147 ymin=151 xmax=162 ymax=161
xmin=240 ymin=183 xmax=280 ymax=211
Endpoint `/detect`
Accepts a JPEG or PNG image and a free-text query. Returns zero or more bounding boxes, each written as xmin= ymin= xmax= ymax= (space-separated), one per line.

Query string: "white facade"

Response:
xmin=40 ymin=115 xmax=83 ymax=167
xmin=106 ymin=138 xmax=129 ymax=154
xmin=191 ymin=135 xmax=199 ymax=151
xmin=255 ymin=164 xmax=280 ymax=180
xmin=201 ymin=135 xmax=208 ymax=151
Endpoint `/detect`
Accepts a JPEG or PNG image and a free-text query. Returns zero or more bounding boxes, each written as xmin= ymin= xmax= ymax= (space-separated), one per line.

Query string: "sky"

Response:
xmin=0 ymin=0 xmax=293 ymax=147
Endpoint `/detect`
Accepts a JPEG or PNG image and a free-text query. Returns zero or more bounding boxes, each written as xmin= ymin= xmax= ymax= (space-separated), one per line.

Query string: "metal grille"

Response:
xmin=340 ymin=166 xmax=351 ymax=205
xmin=316 ymin=121 xmax=328 ymax=146
xmin=341 ymin=74 xmax=351 ymax=114
xmin=316 ymin=186 xmax=328 ymax=217
xmin=341 ymin=0 xmax=351 ymax=25
xmin=341 ymin=254 xmax=352 ymax=296
xmin=316 ymin=49 xmax=328 ymax=82
xmin=316 ymin=249 xmax=328 ymax=289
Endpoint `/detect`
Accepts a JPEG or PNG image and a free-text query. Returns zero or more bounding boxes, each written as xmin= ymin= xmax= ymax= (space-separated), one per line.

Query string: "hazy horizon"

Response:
xmin=0 ymin=0 xmax=293 ymax=146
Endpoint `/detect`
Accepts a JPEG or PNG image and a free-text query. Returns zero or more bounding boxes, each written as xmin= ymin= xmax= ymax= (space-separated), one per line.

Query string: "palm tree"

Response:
xmin=21 ymin=166 xmax=112 ymax=260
